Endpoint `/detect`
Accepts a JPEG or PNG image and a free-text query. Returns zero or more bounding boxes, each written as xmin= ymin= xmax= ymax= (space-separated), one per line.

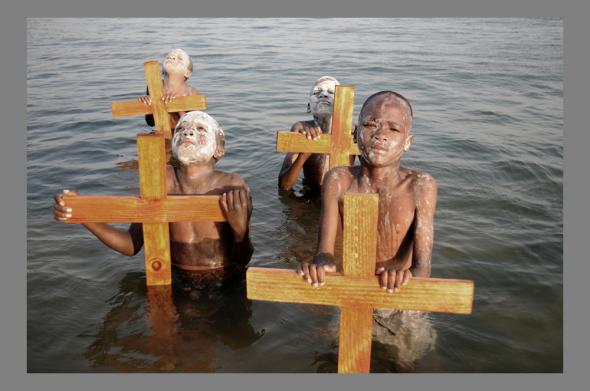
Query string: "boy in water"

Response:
xmin=54 ymin=111 xmax=253 ymax=289
xmin=139 ymin=48 xmax=201 ymax=131
xmin=278 ymin=76 xmax=355 ymax=192
xmin=296 ymin=91 xmax=438 ymax=368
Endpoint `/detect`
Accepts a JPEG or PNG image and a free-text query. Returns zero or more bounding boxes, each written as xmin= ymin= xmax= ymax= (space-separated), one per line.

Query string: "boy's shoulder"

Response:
xmin=401 ymin=168 xmax=437 ymax=202
xmin=187 ymin=85 xmax=200 ymax=95
xmin=212 ymin=170 xmax=248 ymax=188
xmin=402 ymin=167 xmax=437 ymax=186
xmin=323 ymin=166 xmax=357 ymax=194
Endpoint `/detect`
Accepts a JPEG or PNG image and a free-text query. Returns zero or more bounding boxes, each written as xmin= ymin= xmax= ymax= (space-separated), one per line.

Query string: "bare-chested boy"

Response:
xmin=296 ymin=90 xmax=438 ymax=368
xmin=279 ymin=76 xmax=354 ymax=192
xmin=139 ymin=48 xmax=200 ymax=131
xmin=297 ymin=90 xmax=436 ymax=291
xmin=54 ymin=111 xmax=253 ymax=288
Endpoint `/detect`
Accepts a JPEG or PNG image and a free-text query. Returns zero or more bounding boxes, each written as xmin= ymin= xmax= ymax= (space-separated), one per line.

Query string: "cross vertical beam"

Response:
xmin=137 ymin=134 xmax=171 ymax=285
xmin=338 ymin=194 xmax=378 ymax=373
xmin=246 ymin=193 xmax=474 ymax=373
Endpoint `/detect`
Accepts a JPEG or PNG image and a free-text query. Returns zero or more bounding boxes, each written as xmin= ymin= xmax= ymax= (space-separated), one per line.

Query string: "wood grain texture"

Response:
xmin=111 ymin=95 xmax=208 ymax=118
xmin=136 ymin=131 xmax=171 ymax=285
xmin=276 ymin=131 xmax=332 ymax=153
xmin=144 ymin=61 xmax=170 ymax=135
xmin=246 ymin=268 xmax=474 ymax=315
xmin=137 ymin=133 xmax=167 ymax=200
xmin=143 ymin=222 xmax=172 ymax=286
xmin=111 ymin=101 xmax=152 ymax=117
xmin=61 ymin=195 xmax=225 ymax=223
xmin=276 ymin=131 xmax=360 ymax=155
xmin=164 ymin=95 xmax=207 ymax=113
xmin=338 ymin=305 xmax=373 ymax=373
xmin=330 ymin=85 xmax=356 ymax=169
xmin=343 ymin=193 xmax=378 ymax=277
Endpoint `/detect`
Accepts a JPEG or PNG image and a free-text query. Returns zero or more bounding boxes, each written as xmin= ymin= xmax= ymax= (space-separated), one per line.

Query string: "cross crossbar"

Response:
xmin=247 ymin=193 xmax=474 ymax=373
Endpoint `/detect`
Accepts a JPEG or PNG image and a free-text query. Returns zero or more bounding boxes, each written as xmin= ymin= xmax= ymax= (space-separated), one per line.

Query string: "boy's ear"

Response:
xmin=184 ymin=70 xmax=193 ymax=79
xmin=403 ymin=133 xmax=413 ymax=152
xmin=213 ymin=137 xmax=225 ymax=161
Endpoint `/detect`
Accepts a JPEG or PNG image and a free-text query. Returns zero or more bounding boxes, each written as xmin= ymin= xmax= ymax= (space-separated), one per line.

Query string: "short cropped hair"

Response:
xmin=360 ymin=90 xmax=413 ymax=117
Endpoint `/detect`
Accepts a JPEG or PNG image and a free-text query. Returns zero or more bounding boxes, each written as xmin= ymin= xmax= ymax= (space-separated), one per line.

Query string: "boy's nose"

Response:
xmin=373 ymin=125 xmax=389 ymax=140
xmin=182 ymin=128 xmax=195 ymax=137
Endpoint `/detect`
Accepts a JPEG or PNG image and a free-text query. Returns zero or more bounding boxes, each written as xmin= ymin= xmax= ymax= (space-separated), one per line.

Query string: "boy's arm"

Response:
xmin=220 ymin=186 xmax=254 ymax=267
xmin=296 ymin=169 xmax=341 ymax=286
xmin=53 ymin=190 xmax=144 ymax=256
xmin=140 ymin=86 xmax=155 ymax=127
xmin=411 ymin=174 xmax=438 ymax=278
xmin=277 ymin=122 xmax=321 ymax=191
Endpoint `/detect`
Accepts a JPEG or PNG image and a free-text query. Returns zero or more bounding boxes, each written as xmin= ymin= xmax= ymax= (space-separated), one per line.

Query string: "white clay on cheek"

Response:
xmin=163 ymin=49 xmax=190 ymax=74
xmin=309 ymin=79 xmax=338 ymax=116
xmin=172 ymin=112 xmax=220 ymax=164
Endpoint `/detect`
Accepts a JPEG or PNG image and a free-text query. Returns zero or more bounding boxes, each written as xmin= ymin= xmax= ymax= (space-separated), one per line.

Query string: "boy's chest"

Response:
xmin=340 ymin=184 xmax=417 ymax=239
xmin=377 ymin=190 xmax=416 ymax=236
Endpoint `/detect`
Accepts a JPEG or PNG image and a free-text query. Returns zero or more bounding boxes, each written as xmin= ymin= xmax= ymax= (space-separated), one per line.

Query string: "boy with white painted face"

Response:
xmin=296 ymin=91 xmax=438 ymax=368
xmin=54 ymin=111 xmax=253 ymax=288
xmin=278 ymin=76 xmax=355 ymax=192
xmin=139 ymin=48 xmax=201 ymax=131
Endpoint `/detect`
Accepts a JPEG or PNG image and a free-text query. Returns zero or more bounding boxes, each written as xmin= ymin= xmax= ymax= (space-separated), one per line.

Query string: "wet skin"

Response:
xmin=279 ymin=77 xmax=354 ymax=192
xmin=297 ymin=93 xmax=437 ymax=293
xmin=54 ymin=112 xmax=253 ymax=279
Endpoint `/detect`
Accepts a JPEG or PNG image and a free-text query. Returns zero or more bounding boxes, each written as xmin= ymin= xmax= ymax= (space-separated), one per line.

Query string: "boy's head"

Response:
xmin=163 ymin=48 xmax=193 ymax=80
xmin=307 ymin=76 xmax=340 ymax=116
xmin=357 ymin=91 xmax=414 ymax=167
xmin=172 ymin=111 xmax=225 ymax=165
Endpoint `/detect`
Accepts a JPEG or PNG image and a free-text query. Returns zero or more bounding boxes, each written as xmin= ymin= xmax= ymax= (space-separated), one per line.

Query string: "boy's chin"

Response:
xmin=176 ymin=154 xmax=214 ymax=165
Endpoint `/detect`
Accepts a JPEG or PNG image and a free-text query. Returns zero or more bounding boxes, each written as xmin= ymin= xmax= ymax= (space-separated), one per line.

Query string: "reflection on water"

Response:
xmin=84 ymin=272 xmax=264 ymax=372
xmin=28 ymin=18 xmax=562 ymax=372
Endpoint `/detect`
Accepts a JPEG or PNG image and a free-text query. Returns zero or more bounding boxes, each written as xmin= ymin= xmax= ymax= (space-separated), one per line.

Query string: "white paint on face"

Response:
xmin=163 ymin=48 xmax=191 ymax=76
xmin=309 ymin=76 xmax=339 ymax=116
xmin=172 ymin=111 xmax=221 ymax=164
xmin=357 ymin=96 xmax=412 ymax=167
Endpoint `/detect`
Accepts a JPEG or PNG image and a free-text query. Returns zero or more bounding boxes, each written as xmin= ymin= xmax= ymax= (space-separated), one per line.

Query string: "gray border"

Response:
xmin=4 ymin=0 xmax=584 ymax=390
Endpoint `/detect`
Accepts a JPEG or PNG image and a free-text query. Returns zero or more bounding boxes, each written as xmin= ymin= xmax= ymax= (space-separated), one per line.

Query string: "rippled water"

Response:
xmin=27 ymin=18 xmax=562 ymax=372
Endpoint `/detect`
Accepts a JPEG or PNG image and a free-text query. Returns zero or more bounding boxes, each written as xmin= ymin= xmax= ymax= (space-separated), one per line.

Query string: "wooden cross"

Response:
xmin=247 ymin=193 xmax=474 ymax=373
xmin=61 ymin=133 xmax=226 ymax=286
xmin=276 ymin=85 xmax=360 ymax=169
xmin=111 ymin=61 xmax=208 ymax=138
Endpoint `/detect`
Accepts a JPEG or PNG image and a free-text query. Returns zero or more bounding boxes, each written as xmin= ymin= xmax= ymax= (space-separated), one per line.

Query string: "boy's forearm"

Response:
xmin=82 ymin=223 xmax=138 ymax=256
xmin=410 ymin=259 xmax=431 ymax=278
xmin=278 ymin=154 xmax=307 ymax=190
xmin=231 ymin=234 xmax=254 ymax=266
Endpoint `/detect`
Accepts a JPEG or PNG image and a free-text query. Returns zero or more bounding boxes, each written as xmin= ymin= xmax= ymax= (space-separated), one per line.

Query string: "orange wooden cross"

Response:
xmin=247 ymin=193 xmax=474 ymax=373
xmin=276 ymin=85 xmax=360 ymax=169
xmin=61 ymin=133 xmax=226 ymax=286
xmin=111 ymin=61 xmax=208 ymax=138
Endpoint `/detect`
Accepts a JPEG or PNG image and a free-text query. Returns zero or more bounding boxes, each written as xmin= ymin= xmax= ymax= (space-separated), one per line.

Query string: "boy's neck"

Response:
xmin=174 ymin=161 xmax=215 ymax=184
xmin=313 ymin=114 xmax=332 ymax=133
xmin=165 ymin=73 xmax=187 ymax=88
xmin=360 ymin=161 xmax=403 ymax=189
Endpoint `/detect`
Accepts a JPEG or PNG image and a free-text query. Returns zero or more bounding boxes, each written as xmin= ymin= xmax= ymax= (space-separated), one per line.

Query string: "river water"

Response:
xmin=27 ymin=18 xmax=562 ymax=372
